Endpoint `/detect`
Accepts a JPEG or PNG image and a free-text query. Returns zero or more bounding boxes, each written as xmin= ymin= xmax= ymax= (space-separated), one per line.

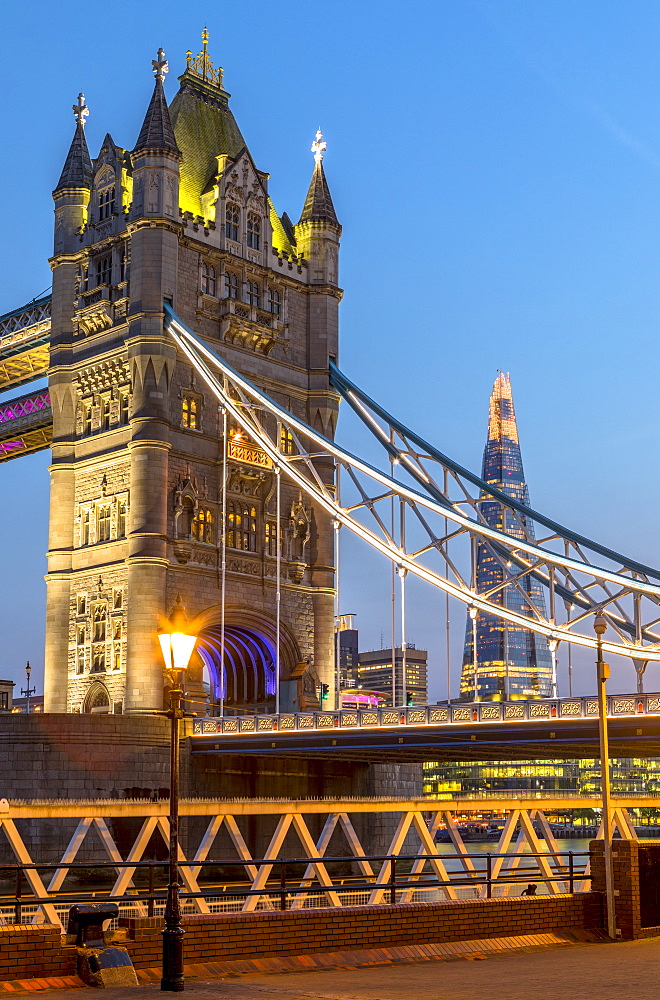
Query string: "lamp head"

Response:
xmin=159 ymin=595 xmax=197 ymax=672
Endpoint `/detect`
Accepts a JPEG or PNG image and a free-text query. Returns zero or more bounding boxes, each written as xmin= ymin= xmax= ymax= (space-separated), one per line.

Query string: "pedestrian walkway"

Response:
xmin=9 ymin=934 xmax=660 ymax=999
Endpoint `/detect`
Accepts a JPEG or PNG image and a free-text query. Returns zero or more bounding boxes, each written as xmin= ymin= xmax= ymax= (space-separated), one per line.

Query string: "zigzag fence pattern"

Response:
xmin=0 ymin=796 xmax=643 ymax=928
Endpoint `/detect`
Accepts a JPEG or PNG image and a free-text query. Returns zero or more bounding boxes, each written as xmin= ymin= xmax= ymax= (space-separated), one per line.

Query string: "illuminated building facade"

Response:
xmin=460 ymin=373 xmax=553 ymax=701
xmin=423 ymin=757 xmax=660 ymax=799
xmin=44 ymin=35 xmax=341 ymax=715
xmin=357 ymin=645 xmax=428 ymax=706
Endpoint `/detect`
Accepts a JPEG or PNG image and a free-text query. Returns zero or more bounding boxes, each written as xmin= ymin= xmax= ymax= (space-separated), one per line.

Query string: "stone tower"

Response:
xmin=44 ymin=37 xmax=342 ymax=715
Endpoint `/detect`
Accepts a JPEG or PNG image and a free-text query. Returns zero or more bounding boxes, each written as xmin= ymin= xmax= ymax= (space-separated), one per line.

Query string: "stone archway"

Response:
xmin=192 ymin=607 xmax=301 ymax=715
xmin=83 ymin=681 xmax=110 ymax=714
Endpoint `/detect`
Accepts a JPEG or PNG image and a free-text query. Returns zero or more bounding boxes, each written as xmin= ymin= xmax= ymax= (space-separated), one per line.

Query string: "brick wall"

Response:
xmin=0 ymin=895 xmax=603 ymax=981
xmin=591 ymin=838 xmax=660 ymax=939
xmin=119 ymin=895 xmax=603 ymax=970
xmin=0 ymin=925 xmax=75 ymax=981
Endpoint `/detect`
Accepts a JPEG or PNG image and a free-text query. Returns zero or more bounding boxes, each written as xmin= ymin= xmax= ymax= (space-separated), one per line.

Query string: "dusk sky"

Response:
xmin=0 ymin=1 xmax=659 ymax=700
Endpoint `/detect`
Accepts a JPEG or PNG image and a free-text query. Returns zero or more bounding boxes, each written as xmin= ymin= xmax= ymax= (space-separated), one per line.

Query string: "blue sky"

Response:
xmin=0 ymin=1 xmax=658 ymax=699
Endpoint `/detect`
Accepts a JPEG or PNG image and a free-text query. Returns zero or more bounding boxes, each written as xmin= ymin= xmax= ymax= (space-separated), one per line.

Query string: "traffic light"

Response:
xmin=320 ymin=683 xmax=330 ymax=700
xmin=407 ymin=696 xmax=414 ymax=706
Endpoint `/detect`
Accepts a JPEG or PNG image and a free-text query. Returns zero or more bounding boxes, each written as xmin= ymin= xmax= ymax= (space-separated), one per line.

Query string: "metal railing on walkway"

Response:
xmin=0 ymin=849 xmax=591 ymax=928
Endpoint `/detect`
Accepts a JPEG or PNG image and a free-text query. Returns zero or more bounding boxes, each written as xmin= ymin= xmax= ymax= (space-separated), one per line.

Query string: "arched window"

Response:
xmin=98 ymin=185 xmax=116 ymax=221
xmin=95 ymin=254 xmax=112 ymax=286
xmin=247 ymin=214 xmax=261 ymax=249
xmin=97 ymin=504 xmax=111 ymax=542
xmin=265 ymin=521 xmax=277 ymax=556
xmin=117 ymin=501 xmax=127 ymax=539
xmin=280 ymin=427 xmax=295 ymax=455
xmin=225 ymin=203 xmax=240 ymax=242
xmin=182 ymin=395 xmax=198 ymax=429
xmin=193 ymin=508 xmax=214 ymax=543
xmin=225 ymin=272 xmax=239 ymax=299
xmin=227 ymin=502 xmax=257 ymax=551
xmin=267 ymin=288 xmax=281 ymax=316
xmin=201 ymin=262 xmax=216 ymax=296
xmin=81 ymin=509 xmax=91 ymax=546
xmin=246 ymin=281 xmax=260 ymax=307
xmin=102 ymin=396 xmax=111 ymax=431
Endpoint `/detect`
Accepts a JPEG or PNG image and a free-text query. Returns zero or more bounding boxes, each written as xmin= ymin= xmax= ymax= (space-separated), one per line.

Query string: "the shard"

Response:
xmin=460 ymin=373 xmax=553 ymax=700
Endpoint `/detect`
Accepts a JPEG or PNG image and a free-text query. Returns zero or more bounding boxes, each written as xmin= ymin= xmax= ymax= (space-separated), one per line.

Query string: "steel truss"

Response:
xmin=0 ymin=295 xmax=51 ymax=392
xmin=0 ymin=795 xmax=641 ymax=924
xmin=165 ymin=307 xmax=660 ymax=666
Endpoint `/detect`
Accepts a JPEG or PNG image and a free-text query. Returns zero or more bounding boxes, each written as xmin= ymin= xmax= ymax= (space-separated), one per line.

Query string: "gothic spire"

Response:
xmin=299 ymin=129 xmax=339 ymax=226
xmin=54 ymin=94 xmax=93 ymax=191
xmin=134 ymin=48 xmax=180 ymax=155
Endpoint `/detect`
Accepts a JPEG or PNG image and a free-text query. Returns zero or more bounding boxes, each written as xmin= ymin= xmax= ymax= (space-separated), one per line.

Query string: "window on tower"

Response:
xmin=95 ymin=254 xmax=112 ymax=286
xmin=267 ymin=288 xmax=281 ymax=316
xmin=98 ymin=185 xmax=116 ymax=220
xmin=182 ymin=395 xmax=199 ymax=430
xmin=97 ymin=504 xmax=111 ymax=543
xmin=226 ymin=502 xmax=257 ymax=552
xmin=201 ymin=262 xmax=216 ymax=296
xmin=193 ymin=507 xmax=214 ymax=543
xmin=117 ymin=500 xmax=127 ymax=539
xmin=246 ymin=281 xmax=260 ymax=307
xmin=225 ymin=203 xmax=240 ymax=242
xmin=247 ymin=214 xmax=261 ymax=249
xmin=280 ymin=426 xmax=295 ymax=455
xmin=225 ymin=272 xmax=239 ymax=299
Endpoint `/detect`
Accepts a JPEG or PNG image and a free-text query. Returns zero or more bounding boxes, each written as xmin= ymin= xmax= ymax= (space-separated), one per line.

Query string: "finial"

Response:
xmin=185 ymin=28 xmax=224 ymax=88
xmin=152 ymin=47 xmax=169 ymax=83
xmin=72 ymin=93 xmax=89 ymax=129
xmin=311 ymin=128 xmax=326 ymax=165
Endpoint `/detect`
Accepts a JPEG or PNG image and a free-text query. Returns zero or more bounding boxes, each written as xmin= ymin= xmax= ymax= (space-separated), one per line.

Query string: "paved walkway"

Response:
xmin=23 ymin=936 xmax=660 ymax=999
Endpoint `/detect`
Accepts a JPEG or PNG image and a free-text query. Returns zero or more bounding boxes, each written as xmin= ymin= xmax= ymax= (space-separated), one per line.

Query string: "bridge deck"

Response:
xmin=191 ymin=695 xmax=660 ymax=762
xmin=0 ymin=388 xmax=52 ymax=461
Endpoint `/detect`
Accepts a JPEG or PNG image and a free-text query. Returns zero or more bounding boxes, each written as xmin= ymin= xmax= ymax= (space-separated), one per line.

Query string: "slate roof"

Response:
xmin=299 ymin=161 xmax=339 ymax=226
xmin=169 ymin=72 xmax=245 ymax=216
xmin=54 ymin=123 xmax=93 ymax=191
xmin=134 ymin=78 xmax=180 ymax=155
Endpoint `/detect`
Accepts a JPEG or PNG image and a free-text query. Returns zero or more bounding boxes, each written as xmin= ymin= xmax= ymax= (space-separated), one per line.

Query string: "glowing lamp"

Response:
xmin=158 ymin=596 xmax=197 ymax=673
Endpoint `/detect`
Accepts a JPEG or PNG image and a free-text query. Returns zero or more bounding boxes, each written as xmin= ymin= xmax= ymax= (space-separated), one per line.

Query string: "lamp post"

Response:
xmin=158 ymin=596 xmax=197 ymax=993
xmin=594 ymin=611 xmax=616 ymax=940
xmin=21 ymin=662 xmax=35 ymax=714
xmin=469 ymin=607 xmax=478 ymax=702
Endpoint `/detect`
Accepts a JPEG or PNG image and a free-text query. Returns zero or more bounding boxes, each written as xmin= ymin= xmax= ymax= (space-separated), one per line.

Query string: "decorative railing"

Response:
xmin=0 ymin=296 xmax=51 ymax=351
xmin=192 ymin=693 xmax=659 ymax=738
xmin=0 ymin=389 xmax=50 ymax=426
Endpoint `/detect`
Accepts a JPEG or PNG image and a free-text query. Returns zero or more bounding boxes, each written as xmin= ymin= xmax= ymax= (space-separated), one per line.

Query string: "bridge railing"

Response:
xmin=193 ymin=693 xmax=659 ymax=737
xmin=0 ymin=849 xmax=591 ymax=928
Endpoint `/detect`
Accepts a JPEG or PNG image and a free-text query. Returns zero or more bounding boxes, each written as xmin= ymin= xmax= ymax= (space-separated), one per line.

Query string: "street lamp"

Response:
xmin=468 ymin=607 xmax=478 ymax=702
xmin=158 ymin=596 xmax=197 ymax=993
xmin=594 ymin=611 xmax=616 ymax=940
xmin=21 ymin=661 xmax=35 ymax=714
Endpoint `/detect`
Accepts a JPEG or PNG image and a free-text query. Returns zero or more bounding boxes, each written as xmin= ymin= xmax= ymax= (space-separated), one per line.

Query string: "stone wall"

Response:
xmin=0 ymin=714 xmax=421 ymax=861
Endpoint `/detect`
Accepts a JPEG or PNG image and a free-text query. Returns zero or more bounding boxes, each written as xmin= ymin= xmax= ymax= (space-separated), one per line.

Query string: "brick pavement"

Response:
xmin=14 ymin=935 xmax=660 ymax=999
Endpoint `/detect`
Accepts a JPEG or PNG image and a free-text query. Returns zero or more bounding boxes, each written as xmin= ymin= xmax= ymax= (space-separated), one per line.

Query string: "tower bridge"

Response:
xmin=0 ymin=33 xmax=659 ymax=728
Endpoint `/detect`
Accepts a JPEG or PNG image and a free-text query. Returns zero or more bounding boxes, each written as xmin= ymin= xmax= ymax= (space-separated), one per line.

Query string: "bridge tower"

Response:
xmin=44 ymin=37 xmax=342 ymax=715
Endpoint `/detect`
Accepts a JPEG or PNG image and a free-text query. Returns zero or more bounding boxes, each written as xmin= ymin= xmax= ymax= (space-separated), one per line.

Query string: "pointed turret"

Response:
xmin=130 ymin=49 xmax=181 ymax=222
xmin=133 ymin=49 xmax=180 ymax=155
xmin=295 ymin=130 xmax=341 ymax=285
xmin=53 ymin=95 xmax=93 ymax=255
xmin=54 ymin=94 xmax=93 ymax=192
xmin=299 ymin=160 xmax=339 ymax=227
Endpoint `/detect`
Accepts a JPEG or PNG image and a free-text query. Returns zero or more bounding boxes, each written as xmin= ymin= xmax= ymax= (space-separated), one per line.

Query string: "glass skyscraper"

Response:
xmin=460 ymin=373 xmax=553 ymax=701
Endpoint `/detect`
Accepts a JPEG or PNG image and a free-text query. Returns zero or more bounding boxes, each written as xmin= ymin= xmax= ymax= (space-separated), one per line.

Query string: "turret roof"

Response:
xmin=134 ymin=77 xmax=180 ymax=155
xmin=298 ymin=160 xmax=339 ymax=226
xmin=54 ymin=122 xmax=93 ymax=191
